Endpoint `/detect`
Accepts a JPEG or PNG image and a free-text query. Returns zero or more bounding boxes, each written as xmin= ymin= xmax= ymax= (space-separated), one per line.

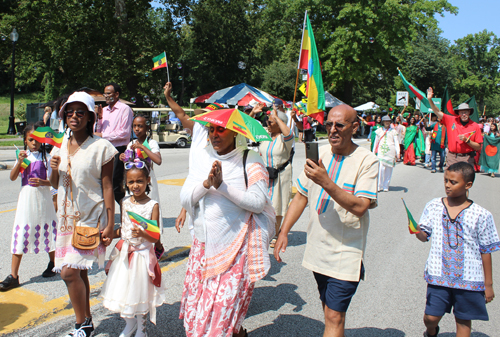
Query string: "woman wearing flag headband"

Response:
xmin=180 ymin=119 xmax=275 ymax=336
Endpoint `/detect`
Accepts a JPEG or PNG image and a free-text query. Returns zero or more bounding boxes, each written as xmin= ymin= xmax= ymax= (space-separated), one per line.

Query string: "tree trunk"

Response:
xmin=343 ymin=80 xmax=354 ymax=105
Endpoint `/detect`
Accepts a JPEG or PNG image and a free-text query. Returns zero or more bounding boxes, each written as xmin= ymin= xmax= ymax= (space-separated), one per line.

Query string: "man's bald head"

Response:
xmin=326 ymin=104 xmax=359 ymax=155
xmin=328 ymin=104 xmax=358 ymax=123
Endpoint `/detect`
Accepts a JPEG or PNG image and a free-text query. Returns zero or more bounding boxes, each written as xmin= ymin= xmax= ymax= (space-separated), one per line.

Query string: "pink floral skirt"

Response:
xmin=179 ymin=237 xmax=254 ymax=337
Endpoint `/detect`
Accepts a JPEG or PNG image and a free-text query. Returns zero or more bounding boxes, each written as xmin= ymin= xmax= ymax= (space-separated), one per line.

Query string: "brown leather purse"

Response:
xmin=66 ymin=141 xmax=101 ymax=250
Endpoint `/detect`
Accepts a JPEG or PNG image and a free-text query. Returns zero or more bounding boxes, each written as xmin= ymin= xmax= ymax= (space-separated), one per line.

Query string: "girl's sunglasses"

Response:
xmin=66 ymin=109 xmax=87 ymax=118
xmin=125 ymin=161 xmax=149 ymax=171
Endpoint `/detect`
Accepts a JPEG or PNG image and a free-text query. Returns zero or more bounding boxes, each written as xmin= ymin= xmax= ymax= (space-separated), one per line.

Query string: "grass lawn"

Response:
xmin=0 ymin=92 xmax=45 ymax=138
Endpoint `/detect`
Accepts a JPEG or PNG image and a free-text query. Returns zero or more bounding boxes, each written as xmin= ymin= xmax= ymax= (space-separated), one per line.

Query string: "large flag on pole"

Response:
xmin=152 ymin=52 xmax=167 ymax=71
xmin=441 ymin=86 xmax=456 ymax=116
xmin=397 ymin=69 xmax=429 ymax=109
xmin=479 ymin=134 xmax=500 ymax=173
xmin=298 ymin=12 xmax=325 ymax=124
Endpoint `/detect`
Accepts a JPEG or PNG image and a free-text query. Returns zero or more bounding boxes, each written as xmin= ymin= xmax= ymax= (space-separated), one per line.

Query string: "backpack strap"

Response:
xmin=243 ymin=149 xmax=250 ymax=189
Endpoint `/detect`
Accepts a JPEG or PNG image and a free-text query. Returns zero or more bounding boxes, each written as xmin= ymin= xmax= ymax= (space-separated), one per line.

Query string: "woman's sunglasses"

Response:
xmin=66 ymin=109 xmax=87 ymax=118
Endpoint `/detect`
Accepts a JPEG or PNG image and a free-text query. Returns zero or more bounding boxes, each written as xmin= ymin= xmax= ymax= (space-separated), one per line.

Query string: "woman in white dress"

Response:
xmin=373 ymin=115 xmax=400 ymax=192
xmin=50 ymin=91 xmax=117 ymax=337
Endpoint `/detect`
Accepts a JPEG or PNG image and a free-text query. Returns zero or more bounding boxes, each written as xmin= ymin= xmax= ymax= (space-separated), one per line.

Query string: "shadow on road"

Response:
xmin=285 ymin=230 xmax=307 ymax=247
xmin=345 ymin=327 xmax=405 ymax=336
xmin=247 ymin=283 xmax=307 ymax=318
xmin=249 ymin=314 xmax=324 ymax=336
xmin=388 ymin=186 xmax=408 ymax=192
xmin=0 ymin=303 xmax=27 ymax=331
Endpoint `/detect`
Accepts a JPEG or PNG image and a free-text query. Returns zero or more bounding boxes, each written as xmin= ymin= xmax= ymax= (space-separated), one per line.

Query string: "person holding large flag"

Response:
xmin=274 ymin=104 xmax=378 ymax=337
xmin=427 ymin=87 xmax=483 ymax=167
xmin=479 ymin=125 xmax=500 ymax=178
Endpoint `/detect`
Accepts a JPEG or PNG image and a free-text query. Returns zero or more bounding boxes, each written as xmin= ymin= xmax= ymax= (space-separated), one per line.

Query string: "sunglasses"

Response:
xmin=66 ymin=110 xmax=87 ymax=118
xmin=125 ymin=161 xmax=149 ymax=171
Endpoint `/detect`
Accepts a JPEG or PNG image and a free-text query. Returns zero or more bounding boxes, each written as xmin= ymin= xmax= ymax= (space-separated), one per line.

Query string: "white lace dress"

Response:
xmin=100 ymin=196 xmax=166 ymax=323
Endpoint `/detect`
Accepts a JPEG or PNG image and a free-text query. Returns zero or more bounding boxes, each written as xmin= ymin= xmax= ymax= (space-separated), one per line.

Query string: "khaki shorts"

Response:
xmin=446 ymin=152 xmax=475 ymax=166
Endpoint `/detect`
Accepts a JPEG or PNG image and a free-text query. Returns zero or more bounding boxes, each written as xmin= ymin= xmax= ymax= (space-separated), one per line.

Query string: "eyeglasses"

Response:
xmin=324 ymin=121 xmax=354 ymax=131
xmin=125 ymin=161 xmax=149 ymax=171
xmin=66 ymin=110 xmax=87 ymax=118
xmin=103 ymin=93 xmax=115 ymax=97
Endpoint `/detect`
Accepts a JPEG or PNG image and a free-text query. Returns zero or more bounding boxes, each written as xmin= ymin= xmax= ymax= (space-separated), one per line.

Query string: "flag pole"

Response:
xmin=165 ymin=51 xmax=170 ymax=83
xmin=293 ymin=11 xmax=308 ymax=113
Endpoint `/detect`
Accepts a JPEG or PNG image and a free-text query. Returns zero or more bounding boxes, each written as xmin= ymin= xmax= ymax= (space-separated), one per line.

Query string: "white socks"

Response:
xmin=134 ymin=315 xmax=147 ymax=337
xmin=119 ymin=317 xmax=137 ymax=337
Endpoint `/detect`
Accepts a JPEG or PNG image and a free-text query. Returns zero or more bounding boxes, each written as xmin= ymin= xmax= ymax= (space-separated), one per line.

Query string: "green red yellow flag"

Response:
xmin=135 ymin=139 xmax=151 ymax=159
xmin=191 ymin=108 xmax=272 ymax=142
xmin=298 ymin=12 xmax=325 ymax=122
xmin=152 ymin=52 xmax=167 ymax=71
xmin=31 ymin=127 xmax=64 ymax=148
xmin=479 ymin=134 xmax=500 ymax=174
xmin=15 ymin=149 xmax=31 ymax=174
xmin=127 ymin=211 xmax=160 ymax=240
xmin=402 ymin=199 xmax=419 ymax=234
xmin=397 ymin=69 xmax=430 ymax=109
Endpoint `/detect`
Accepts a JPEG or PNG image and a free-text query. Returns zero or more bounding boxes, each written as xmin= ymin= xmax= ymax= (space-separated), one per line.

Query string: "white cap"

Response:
xmin=59 ymin=91 xmax=96 ymax=120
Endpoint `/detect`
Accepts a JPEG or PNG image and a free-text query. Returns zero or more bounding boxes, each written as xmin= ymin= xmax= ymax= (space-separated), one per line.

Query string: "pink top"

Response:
xmin=101 ymin=100 xmax=133 ymax=147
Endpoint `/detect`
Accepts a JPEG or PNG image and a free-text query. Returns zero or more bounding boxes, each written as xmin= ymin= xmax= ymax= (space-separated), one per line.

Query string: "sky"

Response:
xmin=151 ymin=0 xmax=499 ymax=43
xmin=435 ymin=0 xmax=499 ymax=43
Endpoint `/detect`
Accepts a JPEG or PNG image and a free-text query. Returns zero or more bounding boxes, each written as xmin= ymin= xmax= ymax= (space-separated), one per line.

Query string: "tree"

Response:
xmin=451 ymin=30 xmax=500 ymax=109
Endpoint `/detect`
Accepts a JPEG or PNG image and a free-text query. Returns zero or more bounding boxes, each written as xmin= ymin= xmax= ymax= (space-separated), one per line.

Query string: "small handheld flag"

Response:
xmin=127 ymin=211 xmax=160 ymax=240
xmin=134 ymin=139 xmax=152 ymax=160
xmin=31 ymin=127 xmax=64 ymax=148
xmin=402 ymin=198 xmax=420 ymax=234
xmin=15 ymin=149 xmax=31 ymax=174
xmin=152 ymin=52 xmax=167 ymax=71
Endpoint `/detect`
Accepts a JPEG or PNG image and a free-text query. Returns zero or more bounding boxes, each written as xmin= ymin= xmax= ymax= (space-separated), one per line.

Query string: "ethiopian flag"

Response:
xmin=398 ymin=69 xmax=429 ymax=109
xmin=15 ymin=149 xmax=31 ymax=174
xmin=402 ymin=199 xmax=419 ymax=234
xmin=31 ymin=127 xmax=64 ymax=148
xmin=298 ymin=12 xmax=325 ymax=123
xmin=479 ymin=134 xmax=500 ymax=174
xmin=127 ymin=211 xmax=160 ymax=240
xmin=152 ymin=52 xmax=167 ymax=71
xmin=136 ymin=139 xmax=151 ymax=160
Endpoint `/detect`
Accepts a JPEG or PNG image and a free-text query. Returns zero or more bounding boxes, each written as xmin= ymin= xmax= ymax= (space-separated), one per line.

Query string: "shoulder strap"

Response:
xmin=243 ymin=149 xmax=249 ymax=189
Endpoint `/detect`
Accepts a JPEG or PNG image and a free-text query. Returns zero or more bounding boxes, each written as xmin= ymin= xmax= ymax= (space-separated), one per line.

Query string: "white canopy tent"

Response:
xmin=353 ymin=101 xmax=379 ymax=111
xmin=324 ymin=92 xmax=345 ymax=108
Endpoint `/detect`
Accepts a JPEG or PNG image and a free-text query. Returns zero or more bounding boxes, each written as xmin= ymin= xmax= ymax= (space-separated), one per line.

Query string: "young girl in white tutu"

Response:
xmin=119 ymin=114 xmax=165 ymax=260
xmin=0 ymin=122 xmax=58 ymax=291
xmin=101 ymin=158 xmax=166 ymax=337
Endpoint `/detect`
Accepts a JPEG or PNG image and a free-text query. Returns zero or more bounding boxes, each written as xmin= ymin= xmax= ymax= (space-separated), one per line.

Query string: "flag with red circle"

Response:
xmin=479 ymin=134 xmax=500 ymax=173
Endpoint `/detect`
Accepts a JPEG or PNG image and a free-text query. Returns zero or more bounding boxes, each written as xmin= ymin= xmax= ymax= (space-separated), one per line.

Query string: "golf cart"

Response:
xmin=132 ymin=108 xmax=191 ymax=148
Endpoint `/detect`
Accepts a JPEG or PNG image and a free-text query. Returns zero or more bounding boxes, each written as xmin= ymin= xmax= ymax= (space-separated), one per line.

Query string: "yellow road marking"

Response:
xmin=0 ymin=208 xmax=16 ymax=214
xmin=0 ymin=247 xmax=190 ymax=334
xmin=157 ymin=178 xmax=186 ymax=186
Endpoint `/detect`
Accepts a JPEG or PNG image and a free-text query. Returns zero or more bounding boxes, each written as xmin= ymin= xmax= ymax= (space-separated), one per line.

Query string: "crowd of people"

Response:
xmin=0 ymin=81 xmax=499 ymax=337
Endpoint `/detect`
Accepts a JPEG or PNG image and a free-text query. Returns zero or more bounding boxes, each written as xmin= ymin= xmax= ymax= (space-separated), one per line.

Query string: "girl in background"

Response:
xmin=0 ymin=121 xmax=57 ymax=291
xmin=119 ymin=114 xmax=165 ymax=259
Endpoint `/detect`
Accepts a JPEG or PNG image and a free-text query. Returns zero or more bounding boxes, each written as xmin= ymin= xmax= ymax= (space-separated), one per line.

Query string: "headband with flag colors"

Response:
xmin=297 ymin=12 xmax=325 ymax=124
xmin=397 ymin=69 xmax=430 ymax=109
xmin=127 ymin=211 xmax=160 ymax=240
xmin=15 ymin=149 xmax=31 ymax=174
xmin=152 ymin=52 xmax=167 ymax=71
xmin=31 ymin=127 xmax=64 ymax=148
xmin=402 ymin=198 xmax=419 ymax=234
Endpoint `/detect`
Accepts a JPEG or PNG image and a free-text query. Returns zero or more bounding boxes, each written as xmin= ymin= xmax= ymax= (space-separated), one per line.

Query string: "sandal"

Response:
xmin=269 ymin=238 xmax=277 ymax=248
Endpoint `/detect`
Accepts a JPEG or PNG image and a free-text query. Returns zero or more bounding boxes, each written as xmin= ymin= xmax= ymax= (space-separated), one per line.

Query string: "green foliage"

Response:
xmin=2 ymin=0 xmax=499 ymax=118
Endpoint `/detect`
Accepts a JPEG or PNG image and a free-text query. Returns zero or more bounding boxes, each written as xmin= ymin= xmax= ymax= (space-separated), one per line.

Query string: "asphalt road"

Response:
xmin=0 ymin=139 xmax=498 ymax=337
